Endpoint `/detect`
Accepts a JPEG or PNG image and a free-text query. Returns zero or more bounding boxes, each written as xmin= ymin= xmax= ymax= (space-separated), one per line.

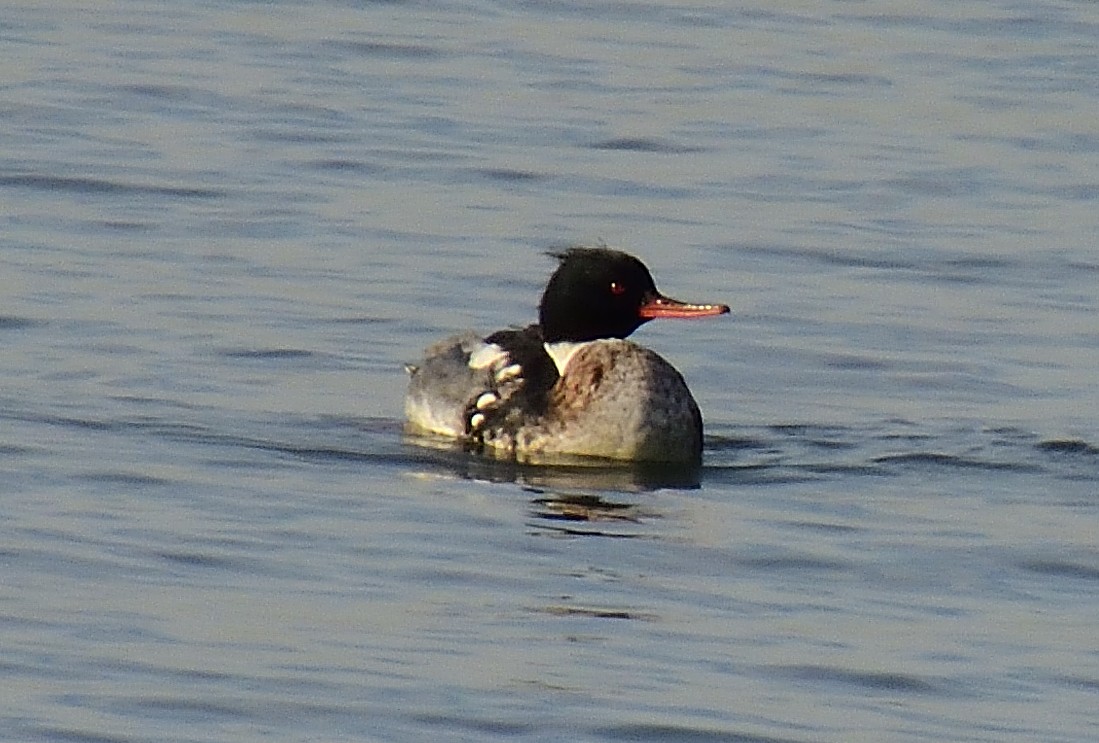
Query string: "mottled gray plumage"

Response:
xmin=482 ymin=339 xmax=703 ymax=463
xmin=405 ymin=335 xmax=703 ymax=464
xmin=404 ymin=332 xmax=495 ymax=439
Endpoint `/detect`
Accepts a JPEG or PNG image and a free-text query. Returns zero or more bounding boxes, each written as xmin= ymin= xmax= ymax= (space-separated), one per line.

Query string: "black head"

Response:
xmin=538 ymin=247 xmax=729 ymax=343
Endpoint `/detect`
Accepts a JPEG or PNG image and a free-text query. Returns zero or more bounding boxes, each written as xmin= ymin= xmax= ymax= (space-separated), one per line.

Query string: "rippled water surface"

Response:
xmin=3 ymin=2 xmax=1099 ymax=741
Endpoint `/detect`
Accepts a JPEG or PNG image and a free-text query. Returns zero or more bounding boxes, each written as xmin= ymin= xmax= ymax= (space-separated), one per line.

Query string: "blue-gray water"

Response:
xmin=3 ymin=2 xmax=1099 ymax=741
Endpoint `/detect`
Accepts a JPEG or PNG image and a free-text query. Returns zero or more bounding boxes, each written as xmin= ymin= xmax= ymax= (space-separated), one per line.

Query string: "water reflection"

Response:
xmin=528 ymin=492 xmax=650 ymax=539
xmin=401 ymin=431 xmax=701 ymax=491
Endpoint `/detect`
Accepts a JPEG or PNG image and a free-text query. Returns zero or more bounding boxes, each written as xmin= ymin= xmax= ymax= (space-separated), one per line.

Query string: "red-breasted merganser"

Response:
xmin=404 ymin=246 xmax=729 ymax=464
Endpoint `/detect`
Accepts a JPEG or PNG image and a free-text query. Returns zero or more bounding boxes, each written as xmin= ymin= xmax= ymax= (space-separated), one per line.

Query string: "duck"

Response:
xmin=404 ymin=246 xmax=729 ymax=464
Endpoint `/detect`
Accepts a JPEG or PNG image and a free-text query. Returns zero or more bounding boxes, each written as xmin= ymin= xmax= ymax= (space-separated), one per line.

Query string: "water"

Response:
xmin=3 ymin=1 xmax=1098 ymax=741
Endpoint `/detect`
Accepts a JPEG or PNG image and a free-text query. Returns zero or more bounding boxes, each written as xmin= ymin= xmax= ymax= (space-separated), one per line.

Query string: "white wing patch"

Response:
xmin=474 ymin=392 xmax=498 ymax=410
xmin=468 ymin=342 xmax=508 ymax=370
xmin=495 ymin=363 xmax=522 ymax=382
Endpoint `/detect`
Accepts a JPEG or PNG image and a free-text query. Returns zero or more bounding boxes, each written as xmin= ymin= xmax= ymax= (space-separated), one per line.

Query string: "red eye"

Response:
xmin=609 ymin=281 xmax=626 ymax=295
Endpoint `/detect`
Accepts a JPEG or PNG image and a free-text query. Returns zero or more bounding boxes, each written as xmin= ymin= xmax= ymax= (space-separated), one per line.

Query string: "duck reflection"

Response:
xmin=402 ymin=430 xmax=701 ymax=492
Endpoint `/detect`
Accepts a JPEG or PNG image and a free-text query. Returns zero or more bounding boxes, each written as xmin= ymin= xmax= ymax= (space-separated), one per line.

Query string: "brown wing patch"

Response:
xmin=548 ymin=342 xmax=618 ymax=418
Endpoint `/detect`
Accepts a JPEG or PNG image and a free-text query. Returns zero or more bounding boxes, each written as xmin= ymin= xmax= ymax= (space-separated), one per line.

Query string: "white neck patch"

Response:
xmin=544 ymin=340 xmax=592 ymax=376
